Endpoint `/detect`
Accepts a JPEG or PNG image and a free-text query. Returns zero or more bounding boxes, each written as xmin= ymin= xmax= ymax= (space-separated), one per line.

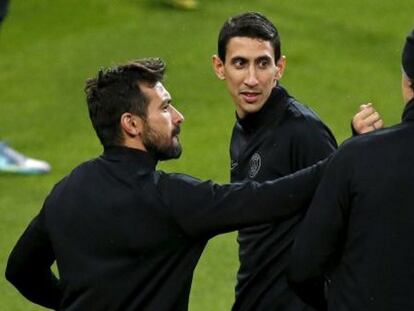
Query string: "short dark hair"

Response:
xmin=217 ymin=12 xmax=281 ymax=63
xmin=85 ymin=58 xmax=166 ymax=146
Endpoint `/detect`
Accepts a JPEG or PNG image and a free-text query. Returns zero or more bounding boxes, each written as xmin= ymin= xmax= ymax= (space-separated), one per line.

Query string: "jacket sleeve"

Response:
xmin=157 ymin=159 xmax=327 ymax=238
xmin=5 ymin=205 xmax=62 ymax=309
xmin=288 ymin=145 xmax=353 ymax=309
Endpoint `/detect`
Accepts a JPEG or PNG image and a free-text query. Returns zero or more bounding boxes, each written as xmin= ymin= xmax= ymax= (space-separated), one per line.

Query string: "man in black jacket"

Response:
xmin=288 ymin=28 xmax=414 ymax=311
xmin=6 ymin=58 xmax=325 ymax=311
xmin=212 ymin=12 xmax=382 ymax=311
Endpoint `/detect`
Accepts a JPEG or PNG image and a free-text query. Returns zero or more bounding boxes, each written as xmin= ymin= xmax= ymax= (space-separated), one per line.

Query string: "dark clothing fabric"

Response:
xmin=402 ymin=29 xmax=414 ymax=79
xmin=289 ymin=98 xmax=414 ymax=311
xmin=6 ymin=146 xmax=324 ymax=311
xmin=0 ymin=0 xmax=9 ymax=24
xmin=230 ymin=86 xmax=337 ymax=311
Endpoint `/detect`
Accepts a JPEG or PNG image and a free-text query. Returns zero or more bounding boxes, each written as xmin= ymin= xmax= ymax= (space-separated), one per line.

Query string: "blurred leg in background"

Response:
xmin=164 ymin=0 xmax=198 ymax=10
xmin=0 ymin=0 xmax=51 ymax=175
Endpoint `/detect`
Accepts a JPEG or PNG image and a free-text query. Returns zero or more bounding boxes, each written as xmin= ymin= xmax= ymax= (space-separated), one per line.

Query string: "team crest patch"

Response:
xmin=248 ymin=152 xmax=261 ymax=178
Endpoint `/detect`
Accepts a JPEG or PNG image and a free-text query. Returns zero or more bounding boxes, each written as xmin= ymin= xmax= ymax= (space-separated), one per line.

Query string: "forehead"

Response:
xmin=225 ymin=36 xmax=275 ymax=61
xmin=153 ymin=82 xmax=171 ymax=100
xmin=140 ymin=81 xmax=171 ymax=103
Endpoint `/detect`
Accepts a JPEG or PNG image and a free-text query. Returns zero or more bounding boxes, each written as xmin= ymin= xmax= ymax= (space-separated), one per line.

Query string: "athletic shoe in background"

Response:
xmin=0 ymin=142 xmax=51 ymax=175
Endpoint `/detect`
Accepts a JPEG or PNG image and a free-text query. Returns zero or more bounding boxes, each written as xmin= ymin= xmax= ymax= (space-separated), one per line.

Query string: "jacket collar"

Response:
xmin=101 ymin=145 xmax=157 ymax=172
xmin=237 ymin=85 xmax=289 ymax=132
xmin=402 ymin=97 xmax=414 ymax=122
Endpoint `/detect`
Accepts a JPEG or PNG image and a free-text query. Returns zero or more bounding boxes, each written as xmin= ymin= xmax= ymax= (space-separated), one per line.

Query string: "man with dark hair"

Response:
xmin=6 ymin=57 xmax=326 ymax=310
xmin=288 ymin=29 xmax=414 ymax=311
xmin=212 ymin=12 xmax=382 ymax=311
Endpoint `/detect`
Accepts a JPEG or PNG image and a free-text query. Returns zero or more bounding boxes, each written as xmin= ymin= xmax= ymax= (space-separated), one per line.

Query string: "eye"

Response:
xmin=257 ymin=58 xmax=271 ymax=68
xmin=161 ymin=100 xmax=172 ymax=112
xmin=161 ymin=103 xmax=170 ymax=112
xmin=232 ymin=58 xmax=246 ymax=68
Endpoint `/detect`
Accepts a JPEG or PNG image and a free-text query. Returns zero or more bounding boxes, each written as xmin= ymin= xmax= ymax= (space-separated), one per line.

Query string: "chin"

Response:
xmin=245 ymin=104 xmax=263 ymax=114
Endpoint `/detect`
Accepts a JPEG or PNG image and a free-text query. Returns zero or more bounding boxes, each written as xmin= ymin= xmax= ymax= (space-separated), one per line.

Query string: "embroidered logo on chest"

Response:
xmin=248 ymin=152 xmax=262 ymax=178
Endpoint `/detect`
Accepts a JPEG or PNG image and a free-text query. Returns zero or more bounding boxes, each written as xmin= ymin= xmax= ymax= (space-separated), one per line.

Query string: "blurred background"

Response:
xmin=0 ymin=0 xmax=412 ymax=309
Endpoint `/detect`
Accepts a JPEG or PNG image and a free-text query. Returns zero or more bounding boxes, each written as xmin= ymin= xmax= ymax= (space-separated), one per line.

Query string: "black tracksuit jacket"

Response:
xmin=6 ymin=146 xmax=323 ymax=311
xmin=230 ymin=86 xmax=337 ymax=311
xmin=289 ymin=98 xmax=414 ymax=311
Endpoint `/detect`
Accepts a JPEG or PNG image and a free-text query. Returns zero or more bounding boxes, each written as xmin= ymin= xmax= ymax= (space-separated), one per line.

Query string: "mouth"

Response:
xmin=172 ymin=126 xmax=180 ymax=136
xmin=240 ymin=91 xmax=261 ymax=103
xmin=172 ymin=126 xmax=181 ymax=141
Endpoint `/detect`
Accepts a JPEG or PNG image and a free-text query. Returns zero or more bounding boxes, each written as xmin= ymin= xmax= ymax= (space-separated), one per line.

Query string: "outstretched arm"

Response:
xmin=159 ymin=159 xmax=327 ymax=238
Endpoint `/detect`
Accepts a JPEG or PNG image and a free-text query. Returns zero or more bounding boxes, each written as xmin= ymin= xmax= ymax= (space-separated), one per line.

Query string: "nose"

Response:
xmin=172 ymin=106 xmax=184 ymax=124
xmin=244 ymin=65 xmax=259 ymax=87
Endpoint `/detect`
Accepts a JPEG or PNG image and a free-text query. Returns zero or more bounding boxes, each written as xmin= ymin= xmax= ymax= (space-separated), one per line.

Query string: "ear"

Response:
xmin=275 ymin=55 xmax=287 ymax=83
xmin=120 ymin=112 xmax=143 ymax=138
xmin=212 ymin=55 xmax=226 ymax=80
xmin=402 ymin=72 xmax=414 ymax=104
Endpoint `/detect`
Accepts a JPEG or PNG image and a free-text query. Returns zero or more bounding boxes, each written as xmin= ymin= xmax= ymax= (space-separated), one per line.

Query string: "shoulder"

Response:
xmin=339 ymin=124 xmax=404 ymax=157
xmin=155 ymin=170 xmax=208 ymax=190
xmin=280 ymin=97 xmax=336 ymax=146
xmin=341 ymin=124 xmax=401 ymax=149
xmin=329 ymin=127 xmax=397 ymax=168
xmin=284 ymin=98 xmax=328 ymax=131
xmin=47 ymin=158 xmax=97 ymax=197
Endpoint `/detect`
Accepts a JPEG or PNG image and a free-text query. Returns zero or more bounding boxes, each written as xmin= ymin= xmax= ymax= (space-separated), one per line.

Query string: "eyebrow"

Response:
xmin=230 ymin=55 xmax=272 ymax=62
xmin=256 ymin=55 xmax=272 ymax=61
xmin=230 ymin=56 xmax=247 ymax=61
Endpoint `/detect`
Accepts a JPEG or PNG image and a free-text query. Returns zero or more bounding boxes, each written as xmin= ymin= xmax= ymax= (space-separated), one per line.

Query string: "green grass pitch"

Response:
xmin=0 ymin=0 xmax=411 ymax=310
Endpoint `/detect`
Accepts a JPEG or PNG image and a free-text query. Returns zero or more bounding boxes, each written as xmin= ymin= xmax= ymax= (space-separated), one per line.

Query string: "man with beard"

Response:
xmin=6 ymin=58 xmax=326 ymax=311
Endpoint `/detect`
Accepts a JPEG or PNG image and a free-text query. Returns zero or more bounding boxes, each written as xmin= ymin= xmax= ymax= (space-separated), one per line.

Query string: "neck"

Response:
xmin=122 ymin=137 xmax=147 ymax=152
xmin=406 ymin=96 xmax=414 ymax=106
